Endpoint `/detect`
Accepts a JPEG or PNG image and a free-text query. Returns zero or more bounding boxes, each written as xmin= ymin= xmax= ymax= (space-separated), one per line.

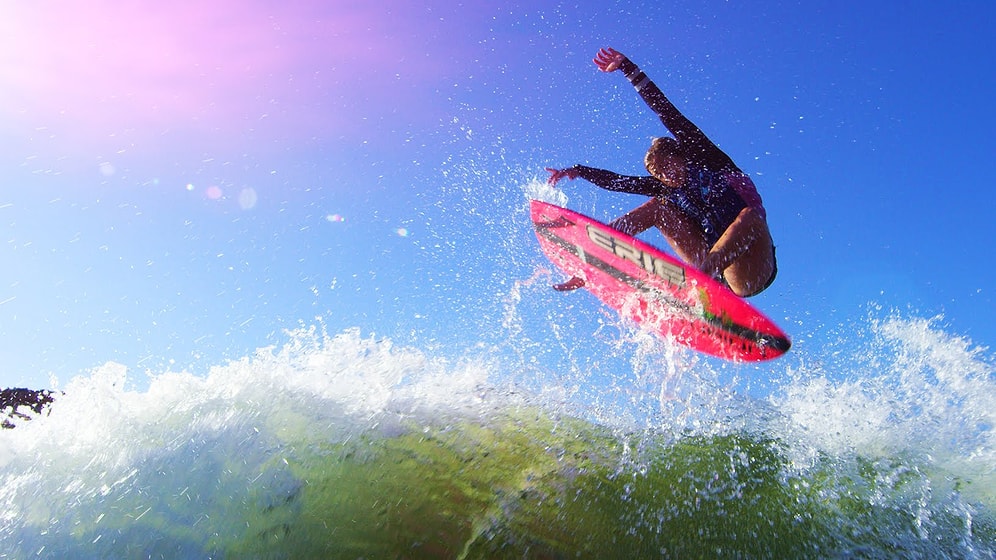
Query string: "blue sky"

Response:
xmin=1 ymin=1 xmax=994 ymax=390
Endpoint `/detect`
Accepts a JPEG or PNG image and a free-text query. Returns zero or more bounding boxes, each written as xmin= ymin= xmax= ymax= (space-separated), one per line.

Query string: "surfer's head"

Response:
xmin=645 ymin=137 xmax=686 ymax=187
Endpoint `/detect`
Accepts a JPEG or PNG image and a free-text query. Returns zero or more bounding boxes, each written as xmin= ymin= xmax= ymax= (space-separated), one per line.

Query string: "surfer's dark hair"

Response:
xmin=644 ymin=137 xmax=681 ymax=175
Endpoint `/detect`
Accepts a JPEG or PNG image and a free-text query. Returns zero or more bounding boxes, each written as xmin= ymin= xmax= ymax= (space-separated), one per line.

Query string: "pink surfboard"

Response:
xmin=531 ymin=200 xmax=790 ymax=362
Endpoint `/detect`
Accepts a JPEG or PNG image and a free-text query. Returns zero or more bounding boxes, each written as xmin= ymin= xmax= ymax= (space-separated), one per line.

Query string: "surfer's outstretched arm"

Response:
xmin=546 ymin=165 xmax=662 ymax=196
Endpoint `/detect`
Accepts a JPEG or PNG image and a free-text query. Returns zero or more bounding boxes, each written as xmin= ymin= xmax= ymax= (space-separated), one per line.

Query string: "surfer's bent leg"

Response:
xmin=652 ymin=200 xmax=711 ymax=269
xmin=607 ymin=198 xmax=663 ymax=237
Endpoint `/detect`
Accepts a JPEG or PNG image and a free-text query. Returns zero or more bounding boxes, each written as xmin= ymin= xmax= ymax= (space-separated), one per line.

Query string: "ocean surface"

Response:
xmin=0 ymin=311 xmax=993 ymax=558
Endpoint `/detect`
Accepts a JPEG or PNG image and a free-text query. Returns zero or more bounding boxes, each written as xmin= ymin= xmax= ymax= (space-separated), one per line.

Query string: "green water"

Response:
xmin=2 ymin=321 xmax=993 ymax=559
xmin=24 ymin=406 xmax=986 ymax=559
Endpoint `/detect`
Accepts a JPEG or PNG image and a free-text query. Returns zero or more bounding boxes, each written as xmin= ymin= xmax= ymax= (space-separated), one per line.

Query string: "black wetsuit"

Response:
xmin=569 ymin=57 xmax=765 ymax=248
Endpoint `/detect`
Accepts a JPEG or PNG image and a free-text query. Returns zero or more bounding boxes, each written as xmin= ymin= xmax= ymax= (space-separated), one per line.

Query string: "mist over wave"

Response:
xmin=0 ymin=312 xmax=993 ymax=557
xmin=775 ymin=316 xmax=995 ymax=498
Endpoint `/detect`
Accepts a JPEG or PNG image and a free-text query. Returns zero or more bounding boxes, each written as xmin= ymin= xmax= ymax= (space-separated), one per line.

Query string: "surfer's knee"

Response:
xmin=725 ymin=247 xmax=776 ymax=298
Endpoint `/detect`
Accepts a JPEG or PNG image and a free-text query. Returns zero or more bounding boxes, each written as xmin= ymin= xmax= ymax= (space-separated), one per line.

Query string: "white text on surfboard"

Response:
xmin=586 ymin=226 xmax=686 ymax=288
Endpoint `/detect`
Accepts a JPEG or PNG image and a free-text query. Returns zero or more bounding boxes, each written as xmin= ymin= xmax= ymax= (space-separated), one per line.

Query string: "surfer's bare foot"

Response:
xmin=553 ymin=277 xmax=585 ymax=291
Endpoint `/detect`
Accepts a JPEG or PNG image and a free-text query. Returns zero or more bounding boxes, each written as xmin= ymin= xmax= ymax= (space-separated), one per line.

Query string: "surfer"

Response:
xmin=546 ymin=47 xmax=776 ymax=298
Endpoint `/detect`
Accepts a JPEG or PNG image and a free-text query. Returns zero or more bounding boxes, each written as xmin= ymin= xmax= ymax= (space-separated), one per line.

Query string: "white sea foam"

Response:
xmin=0 ymin=313 xmax=992 ymax=557
xmin=0 ymin=326 xmax=500 ymax=479
xmin=771 ymin=315 xmax=995 ymax=506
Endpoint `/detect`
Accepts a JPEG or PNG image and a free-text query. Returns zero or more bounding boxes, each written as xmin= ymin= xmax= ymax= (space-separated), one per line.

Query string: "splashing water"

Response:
xmin=773 ymin=315 xmax=995 ymax=511
xmin=523 ymin=176 xmax=568 ymax=206
xmin=3 ymin=177 xmax=990 ymax=556
xmin=0 ymin=314 xmax=992 ymax=558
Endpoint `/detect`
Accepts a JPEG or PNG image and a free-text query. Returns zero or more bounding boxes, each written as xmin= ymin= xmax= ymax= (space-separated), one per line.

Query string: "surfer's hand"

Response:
xmin=545 ymin=167 xmax=578 ymax=186
xmin=594 ymin=47 xmax=626 ymax=73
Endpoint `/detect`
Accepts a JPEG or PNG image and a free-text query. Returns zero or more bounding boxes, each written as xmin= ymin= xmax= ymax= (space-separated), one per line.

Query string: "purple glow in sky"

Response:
xmin=1 ymin=1 xmax=458 ymax=163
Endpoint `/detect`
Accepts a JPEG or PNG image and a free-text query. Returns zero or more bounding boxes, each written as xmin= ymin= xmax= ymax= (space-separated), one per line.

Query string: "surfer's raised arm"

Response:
xmin=542 ymin=47 xmax=776 ymax=299
xmin=594 ymin=48 xmax=735 ymax=172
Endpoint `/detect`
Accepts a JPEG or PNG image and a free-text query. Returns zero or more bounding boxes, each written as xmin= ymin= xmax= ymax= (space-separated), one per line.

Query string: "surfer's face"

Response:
xmin=646 ymin=152 xmax=687 ymax=187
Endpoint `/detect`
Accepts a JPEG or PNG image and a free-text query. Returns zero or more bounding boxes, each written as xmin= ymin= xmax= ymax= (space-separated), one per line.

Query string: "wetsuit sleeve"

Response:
xmin=618 ymin=58 xmax=737 ymax=172
xmin=570 ymin=165 xmax=665 ymax=197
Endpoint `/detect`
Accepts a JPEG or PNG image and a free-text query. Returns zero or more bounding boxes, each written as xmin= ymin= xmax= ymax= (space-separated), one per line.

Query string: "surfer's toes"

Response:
xmin=553 ymin=277 xmax=585 ymax=292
